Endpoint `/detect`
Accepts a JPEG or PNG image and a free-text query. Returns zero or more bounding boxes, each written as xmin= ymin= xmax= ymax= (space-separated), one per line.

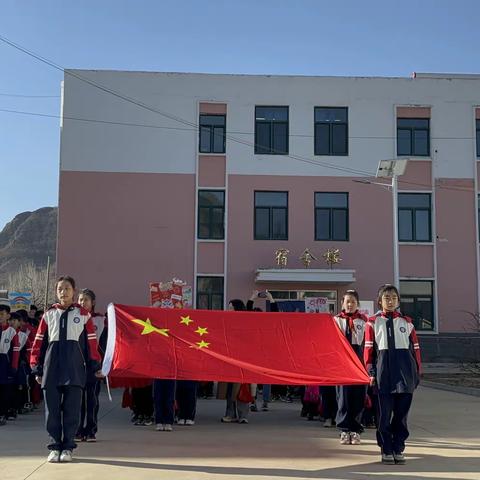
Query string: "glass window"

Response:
xmin=196 ymin=276 xmax=224 ymax=310
xmin=396 ymin=118 xmax=430 ymax=156
xmin=314 ymin=107 xmax=348 ymax=156
xmin=476 ymin=119 xmax=480 ymax=158
xmin=255 ymin=106 xmax=289 ymax=154
xmin=315 ymin=192 xmax=349 ymax=241
xmin=398 ymin=193 xmax=431 ymax=242
xmin=254 ymin=191 xmax=288 ymax=240
xmin=199 ymin=114 xmax=226 ymax=153
xmin=198 ymin=190 xmax=225 ymax=239
xmin=400 ymin=280 xmax=434 ymax=331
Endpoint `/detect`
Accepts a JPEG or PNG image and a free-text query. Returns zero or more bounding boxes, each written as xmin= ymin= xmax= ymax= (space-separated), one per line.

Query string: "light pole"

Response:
xmin=376 ymin=159 xmax=408 ymax=290
xmin=354 ymin=159 xmax=408 ymax=290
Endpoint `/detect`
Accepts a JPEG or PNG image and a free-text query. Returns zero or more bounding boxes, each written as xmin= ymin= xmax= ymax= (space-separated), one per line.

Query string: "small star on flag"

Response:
xmin=195 ymin=327 xmax=208 ymax=336
xmin=180 ymin=315 xmax=193 ymax=326
xmin=196 ymin=340 xmax=210 ymax=349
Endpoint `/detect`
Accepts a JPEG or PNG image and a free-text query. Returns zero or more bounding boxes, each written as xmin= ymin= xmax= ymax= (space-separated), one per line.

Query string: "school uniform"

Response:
xmin=15 ymin=327 xmax=32 ymax=412
xmin=364 ymin=310 xmax=421 ymax=456
xmin=30 ymin=304 xmax=101 ymax=451
xmin=78 ymin=313 xmax=107 ymax=438
xmin=334 ymin=311 xmax=368 ymax=434
xmin=0 ymin=325 xmax=20 ymax=419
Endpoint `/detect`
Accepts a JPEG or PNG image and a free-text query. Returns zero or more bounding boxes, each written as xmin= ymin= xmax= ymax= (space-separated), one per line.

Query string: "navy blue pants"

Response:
xmin=78 ymin=381 xmax=100 ymax=436
xmin=176 ymin=380 xmax=197 ymax=421
xmin=153 ymin=379 xmax=175 ymax=425
xmin=44 ymin=385 xmax=82 ymax=451
xmin=336 ymin=385 xmax=366 ymax=433
xmin=320 ymin=386 xmax=338 ymax=420
xmin=376 ymin=392 xmax=413 ymax=455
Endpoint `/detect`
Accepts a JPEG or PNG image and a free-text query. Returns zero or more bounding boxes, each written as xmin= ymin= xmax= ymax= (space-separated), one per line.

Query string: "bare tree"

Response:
xmin=4 ymin=261 xmax=56 ymax=308
xmin=460 ymin=310 xmax=480 ymax=376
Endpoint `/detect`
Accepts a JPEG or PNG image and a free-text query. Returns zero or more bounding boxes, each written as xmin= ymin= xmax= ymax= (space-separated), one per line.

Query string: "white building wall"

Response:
xmin=61 ymin=71 xmax=480 ymax=178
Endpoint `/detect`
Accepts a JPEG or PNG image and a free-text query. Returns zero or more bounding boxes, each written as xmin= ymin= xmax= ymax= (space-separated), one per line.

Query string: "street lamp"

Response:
xmin=376 ymin=159 xmax=408 ymax=289
xmin=353 ymin=159 xmax=408 ymax=289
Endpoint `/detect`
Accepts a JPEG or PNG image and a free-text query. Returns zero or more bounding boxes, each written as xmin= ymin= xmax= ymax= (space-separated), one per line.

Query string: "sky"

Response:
xmin=1 ymin=0 xmax=480 ymax=230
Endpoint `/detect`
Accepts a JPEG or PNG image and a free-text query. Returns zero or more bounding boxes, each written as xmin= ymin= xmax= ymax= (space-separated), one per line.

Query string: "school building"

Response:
xmin=57 ymin=70 xmax=480 ymax=362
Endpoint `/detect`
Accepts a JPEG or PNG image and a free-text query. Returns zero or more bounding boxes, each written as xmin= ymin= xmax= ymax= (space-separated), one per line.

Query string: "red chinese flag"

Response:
xmin=102 ymin=304 xmax=369 ymax=386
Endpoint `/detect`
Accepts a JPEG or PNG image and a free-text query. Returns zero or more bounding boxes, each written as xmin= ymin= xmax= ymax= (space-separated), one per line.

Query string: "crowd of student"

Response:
xmin=0 ymin=276 xmax=421 ymax=467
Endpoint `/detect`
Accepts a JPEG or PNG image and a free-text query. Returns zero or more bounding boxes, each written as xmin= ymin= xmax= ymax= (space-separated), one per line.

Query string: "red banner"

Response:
xmin=103 ymin=304 xmax=369 ymax=386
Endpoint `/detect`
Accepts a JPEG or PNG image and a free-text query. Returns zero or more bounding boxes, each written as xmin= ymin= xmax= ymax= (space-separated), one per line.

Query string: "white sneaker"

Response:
xmin=350 ymin=432 xmax=361 ymax=445
xmin=340 ymin=431 xmax=351 ymax=445
xmin=163 ymin=424 xmax=173 ymax=431
xmin=185 ymin=419 xmax=195 ymax=426
xmin=47 ymin=450 xmax=60 ymax=463
xmin=155 ymin=424 xmax=164 ymax=431
xmin=177 ymin=419 xmax=186 ymax=425
xmin=324 ymin=418 xmax=333 ymax=428
xmin=59 ymin=450 xmax=73 ymax=462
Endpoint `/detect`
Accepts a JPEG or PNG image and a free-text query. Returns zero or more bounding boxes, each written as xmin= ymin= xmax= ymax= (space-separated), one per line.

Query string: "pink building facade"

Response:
xmin=57 ymin=71 xmax=480 ymax=361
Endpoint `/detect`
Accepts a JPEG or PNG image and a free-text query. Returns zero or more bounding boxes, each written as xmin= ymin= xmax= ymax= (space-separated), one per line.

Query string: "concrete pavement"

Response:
xmin=1 ymin=385 xmax=479 ymax=480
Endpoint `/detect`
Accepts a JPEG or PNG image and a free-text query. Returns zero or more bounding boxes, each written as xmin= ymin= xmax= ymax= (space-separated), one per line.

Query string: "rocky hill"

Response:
xmin=0 ymin=207 xmax=57 ymax=287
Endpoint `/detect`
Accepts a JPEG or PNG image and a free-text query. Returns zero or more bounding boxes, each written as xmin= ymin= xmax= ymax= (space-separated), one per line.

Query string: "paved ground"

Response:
xmin=1 ymin=385 xmax=479 ymax=480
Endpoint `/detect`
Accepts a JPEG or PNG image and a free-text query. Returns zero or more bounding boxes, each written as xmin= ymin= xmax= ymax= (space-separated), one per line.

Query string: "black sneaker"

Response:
xmin=134 ymin=415 xmax=145 ymax=426
xmin=86 ymin=434 xmax=97 ymax=442
xmin=74 ymin=432 xmax=84 ymax=442
xmin=0 ymin=416 xmax=6 ymax=426
xmin=393 ymin=452 xmax=406 ymax=464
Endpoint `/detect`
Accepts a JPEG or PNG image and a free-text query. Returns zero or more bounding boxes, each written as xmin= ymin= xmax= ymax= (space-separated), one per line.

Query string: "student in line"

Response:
xmin=333 ymin=289 xmax=368 ymax=445
xmin=30 ymin=276 xmax=103 ymax=463
xmin=364 ymin=284 xmax=421 ymax=465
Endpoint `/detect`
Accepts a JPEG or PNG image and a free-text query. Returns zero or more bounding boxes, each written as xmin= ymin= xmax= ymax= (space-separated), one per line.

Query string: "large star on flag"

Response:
xmin=131 ymin=318 xmax=169 ymax=337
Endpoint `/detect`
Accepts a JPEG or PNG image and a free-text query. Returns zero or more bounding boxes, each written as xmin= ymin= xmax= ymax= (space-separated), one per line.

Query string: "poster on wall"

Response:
xmin=9 ymin=291 xmax=32 ymax=311
xmin=304 ymin=297 xmax=329 ymax=313
xmin=358 ymin=300 xmax=375 ymax=318
xmin=149 ymin=279 xmax=192 ymax=309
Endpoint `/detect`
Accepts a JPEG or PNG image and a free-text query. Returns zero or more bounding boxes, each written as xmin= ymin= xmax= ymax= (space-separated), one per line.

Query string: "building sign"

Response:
xmin=149 ymin=279 xmax=192 ymax=309
xmin=304 ymin=297 xmax=329 ymax=313
xmin=9 ymin=291 xmax=32 ymax=311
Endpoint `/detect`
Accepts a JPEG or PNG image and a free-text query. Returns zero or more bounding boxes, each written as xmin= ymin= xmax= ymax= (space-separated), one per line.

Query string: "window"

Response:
xmin=314 ymin=107 xmax=348 ymax=155
xmin=400 ymin=280 xmax=434 ymax=331
xmin=398 ymin=193 xmax=431 ymax=242
xmin=476 ymin=119 xmax=480 ymax=158
xmin=196 ymin=276 xmax=224 ymax=310
xmin=199 ymin=115 xmax=226 ymax=153
xmin=198 ymin=190 xmax=225 ymax=239
xmin=397 ymin=118 xmax=430 ymax=156
xmin=315 ymin=193 xmax=349 ymax=241
xmin=254 ymin=191 xmax=288 ymax=240
xmin=255 ymin=106 xmax=288 ymax=154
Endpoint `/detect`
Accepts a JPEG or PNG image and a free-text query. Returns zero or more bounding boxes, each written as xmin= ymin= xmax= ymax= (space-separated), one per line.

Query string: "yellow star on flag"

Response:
xmin=180 ymin=315 xmax=193 ymax=326
xmin=196 ymin=340 xmax=210 ymax=349
xmin=131 ymin=318 xmax=169 ymax=337
xmin=195 ymin=327 xmax=208 ymax=336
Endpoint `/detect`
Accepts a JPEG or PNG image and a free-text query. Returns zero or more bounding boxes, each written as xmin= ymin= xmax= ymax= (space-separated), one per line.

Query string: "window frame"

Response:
xmin=314 ymin=192 xmax=349 ymax=241
xmin=254 ymin=106 xmax=289 ymax=155
xmin=476 ymin=118 xmax=480 ymax=159
xmin=398 ymin=193 xmax=432 ymax=243
xmin=314 ymin=107 xmax=349 ymax=156
xmin=199 ymin=114 xmax=226 ymax=154
xmin=400 ymin=280 xmax=435 ymax=332
xmin=196 ymin=276 xmax=224 ymax=310
xmin=396 ymin=117 xmax=430 ymax=157
xmin=254 ymin=190 xmax=289 ymax=240
xmin=197 ymin=190 xmax=225 ymax=240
